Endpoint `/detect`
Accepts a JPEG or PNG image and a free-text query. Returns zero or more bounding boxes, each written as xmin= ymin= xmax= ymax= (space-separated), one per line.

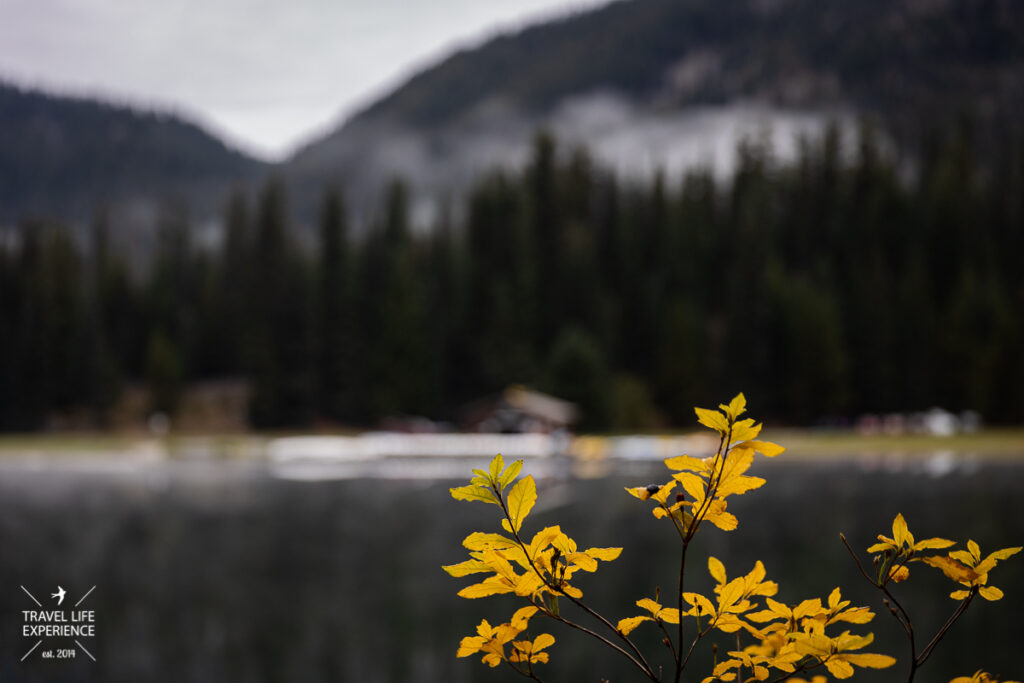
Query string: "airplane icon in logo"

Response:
xmin=51 ymin=586 xmax=66 ymax=606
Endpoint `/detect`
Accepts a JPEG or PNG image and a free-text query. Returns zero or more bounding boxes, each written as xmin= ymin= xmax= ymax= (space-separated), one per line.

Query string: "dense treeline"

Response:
xmin=1 ymin=124 xmax=1022 ymax=431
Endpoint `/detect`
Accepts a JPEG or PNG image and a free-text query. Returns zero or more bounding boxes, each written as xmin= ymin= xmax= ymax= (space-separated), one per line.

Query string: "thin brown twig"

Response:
xmin=917 ymin=588 xmax=976 ymax=665
xmin=494 ymin=485 xmax=661 ymax=682
xmin=839 ymin=533 xmax=877 ymax=586
xmin=675 ymin=540 xmax=687 ymax=683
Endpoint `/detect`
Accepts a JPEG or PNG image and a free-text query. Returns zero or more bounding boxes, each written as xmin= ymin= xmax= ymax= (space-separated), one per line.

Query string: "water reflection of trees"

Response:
xmin=0 ymin=460 xmax=1020 ymax=681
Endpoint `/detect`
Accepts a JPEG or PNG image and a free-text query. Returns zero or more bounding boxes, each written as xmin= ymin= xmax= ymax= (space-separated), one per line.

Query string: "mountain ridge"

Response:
xmin=285 ymin=0 xmax=1024 ymax=226
xmin=0 ymin=80 xmax=268 ymax=224
xmin=2 ymin=0 xmax=1022 ymax=230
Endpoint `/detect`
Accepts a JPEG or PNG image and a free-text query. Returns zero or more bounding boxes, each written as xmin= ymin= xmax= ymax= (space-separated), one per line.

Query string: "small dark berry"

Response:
xmin=645 ymin=484 xmax=661 ymax=494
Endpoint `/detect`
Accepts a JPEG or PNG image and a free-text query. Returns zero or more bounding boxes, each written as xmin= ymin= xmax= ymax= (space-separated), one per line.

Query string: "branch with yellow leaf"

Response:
xmin=445 ymin=394 xmax=1019 ymax=683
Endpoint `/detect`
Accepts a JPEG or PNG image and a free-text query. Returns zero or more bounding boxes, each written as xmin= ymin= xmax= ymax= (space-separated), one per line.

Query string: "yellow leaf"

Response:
xmin=617 ymin=616 xmax=650 ymax=635
xmin=989 ymin=545 xmax=1022 ymax=561
xmin=532 ymin=633 xmax=555 ymax=651
xmin=722 ymin=393 xmax=747 ymax=420
xmin=793 ymin=598 xmax=824 ymax=619
xmin=730 ymin=418 xmax=762 ymax=443
xmin=843 ymin=653 xmax=898 ymax=669
xmin=696 ymin=407 xmax=730 ymax=434
xmin=746 ymin=609 xmax=779 ymax=623
xmin=718 ymin=577 xmax=745 ymax=611
xmin=664 ymin=455 xmax=709 ymax=473
xmin=636 ymin=597 xmax=662 ymax=613
xmin=683 ymin=591 xmax=717 ymax=618
xmin=717 ymin=474 xmax=766 ymax=498
xmin=705 ymin=504 xmax=739 ymax=531
xmin=489 ymin=453 xmax=504 ymax=482
xmin=481 ymin=549 xmax=518 ymax=582
xmin=507 ymin=475 xmax=537 ymax=533
xmin=923 ymin=555 xmax=980 ymax=583
xmin=458 ymin=578 xmax=515 ymax=598
xmin=510 ymin=605 xmax=538 ymax=628
xmin=967 ymin=539 xmax=981 ymax=562
xmin=674 ymin=471 xmax=708 ymax=501
xmin=567 ymin=552 xmax=598 ymax=572
xmin=528 ymin=526 xmax=562 ymax=555
xmin=463 ymin=532 xmax=518 ymax=551
xmin=836 ymin=631 xmax=874 ymax=651
xmin=834 ymin=607 xmax=875 ymax=624
xmin=888 ymin=565 xmax=910 ymax=583
xmin=585 ymin=547 xmax=622 ymax=562
xmin=457 ymin=634 xmax=487 ymax=657
xmin=950 ymin=589 xmax=971 ymax=600
xmin=791 ymin=632 xmax=831 ymax=657
xmin=891 ymin=514 xmax=913 ymax=548
xmin=715 ymin=614 xmax=748 ymax=633
xmin=824 ymin=659 xmax=855 ymax=679
xmin=913 ymin=537 xmax=955 ymax=551
xmin=744 ymin=440 xmax=785 ymax=457
xmin=949 ymin=549 xmax=975 ymax=565
xmin=442 ymin=558 xmax=492 ymax=577
xmin=708 ymin=556 xmax=728 ymax=584
xmin=650 ymin=479 xmax=678 ymax=504
xmin=625 ymin=486 xmax=655 ymax=500
xmin=513 ymin=572 xmax=545 ymax=597
xmin=659 ymin=608 xmax=681 ymax=624
xmin=562 ymin=583 xmax=583 ymax=598
xmin=979 ymin=585 xmax=1004 ymax=601
xmin=715 ymin=448 xmax=765 ymax=499
xmin=975 ymin=546 xmax=1022 ymax=575
xmin=551 ymin=532 xmax=577 ymax=555
xmin=450 ymin=485 xmax=499 ymax=504
xmin=499 ymin=459 xmax=523 ymax=489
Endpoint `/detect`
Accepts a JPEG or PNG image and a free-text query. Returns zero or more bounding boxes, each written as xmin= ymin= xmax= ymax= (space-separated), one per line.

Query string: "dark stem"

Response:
xmin=839 ymin=533 xmax=877 ymax=586
xmin=916 ymin=589 xmax=976 ymax=667
xmin=674 ymin=540 xmax=688 ymax=683
xmin=494 ymin=486 xmax=660 ymax=682
xmin=655 ymin=620 xmax=678 ymax=661
xmin=767 ymin=659 xmax=822 ymax=683
xmin=504 ymin=658 xmax=544 ymax=682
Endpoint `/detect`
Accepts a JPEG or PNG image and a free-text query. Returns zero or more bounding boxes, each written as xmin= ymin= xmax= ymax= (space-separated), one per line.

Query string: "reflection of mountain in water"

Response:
xmin=0 ymin=457 xmax=1020 ymax=682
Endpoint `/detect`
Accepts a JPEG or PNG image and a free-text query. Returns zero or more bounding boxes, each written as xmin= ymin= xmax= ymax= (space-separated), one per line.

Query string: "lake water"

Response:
xmin=0 ymin=453 xmax=1020 ymax=682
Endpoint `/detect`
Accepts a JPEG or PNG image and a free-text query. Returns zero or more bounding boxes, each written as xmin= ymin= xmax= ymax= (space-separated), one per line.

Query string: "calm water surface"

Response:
xmin=0 ymin=453 xmax=1020 ymax=682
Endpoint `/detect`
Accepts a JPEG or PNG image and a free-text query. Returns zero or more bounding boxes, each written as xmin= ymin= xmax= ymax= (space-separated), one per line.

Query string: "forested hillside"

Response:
xmin=3 ymin=125 xmax=1021 ymax=430
xmin=349 ymin=0 xmax=1023 ymax=134
xmin=0 ymin=83 xmax=266 ymax=223
xmin=288 ymin=0 xmax=1024 ymax=226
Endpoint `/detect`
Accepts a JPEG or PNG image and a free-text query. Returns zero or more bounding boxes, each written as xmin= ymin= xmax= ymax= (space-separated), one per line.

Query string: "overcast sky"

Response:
xmin=0 ymin=0 xmax=607 ymax=160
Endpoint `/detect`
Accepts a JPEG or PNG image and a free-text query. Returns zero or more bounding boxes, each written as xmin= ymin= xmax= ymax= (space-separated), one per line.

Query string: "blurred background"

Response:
xmin=0 ymin=0 xmax=1022 ymax=680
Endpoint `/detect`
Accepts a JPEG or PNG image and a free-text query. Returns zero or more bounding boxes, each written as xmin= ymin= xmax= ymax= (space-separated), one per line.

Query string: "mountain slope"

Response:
xmin=0 ymin=82 xmax=267 ymax=223
xmin=346 ymin=0 xmax=1023 ymax=133
xmin=287 ymin=0 xmax=1024 ymax=225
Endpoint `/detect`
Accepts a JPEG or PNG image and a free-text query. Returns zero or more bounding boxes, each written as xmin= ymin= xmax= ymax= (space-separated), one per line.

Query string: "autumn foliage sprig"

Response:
xmin=445 ymin=394 xmax=1020 ymax=683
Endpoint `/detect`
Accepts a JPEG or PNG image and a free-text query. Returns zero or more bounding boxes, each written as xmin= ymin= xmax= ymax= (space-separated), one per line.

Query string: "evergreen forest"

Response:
xmin=2 ymin=123 xmax=1022 ymax=431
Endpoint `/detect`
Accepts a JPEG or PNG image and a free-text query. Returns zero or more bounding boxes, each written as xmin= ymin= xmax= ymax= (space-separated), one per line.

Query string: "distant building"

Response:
xmin=110 ymin=379 xmax=251 ymax=432
xmin=462 ymin=385 xmax=577 ymax=434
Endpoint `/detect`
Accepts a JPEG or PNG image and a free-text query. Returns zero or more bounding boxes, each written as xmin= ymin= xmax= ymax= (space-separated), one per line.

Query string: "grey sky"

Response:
xmin=0 ymin=0 xmax=606 ymax=160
